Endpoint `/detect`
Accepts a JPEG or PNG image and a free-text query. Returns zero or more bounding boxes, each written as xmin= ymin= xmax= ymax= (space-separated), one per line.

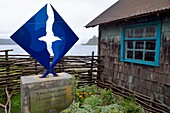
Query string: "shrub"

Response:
xmin=61 ymin=85 xmax=145 ymax=113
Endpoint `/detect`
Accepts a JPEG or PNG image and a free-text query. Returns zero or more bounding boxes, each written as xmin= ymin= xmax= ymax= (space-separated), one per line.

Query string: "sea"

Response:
xmin=0 ymin=44 xmax=98 ymax=56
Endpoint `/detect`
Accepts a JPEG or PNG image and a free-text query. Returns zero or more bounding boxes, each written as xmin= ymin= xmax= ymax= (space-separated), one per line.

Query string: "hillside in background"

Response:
xmin=83 ymin=35 xmax=98 ymax=45
xmin=0 ymin=39 xmax=16 ymax=45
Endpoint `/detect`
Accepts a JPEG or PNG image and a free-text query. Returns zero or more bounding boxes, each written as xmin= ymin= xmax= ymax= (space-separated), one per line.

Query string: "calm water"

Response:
xmin=0 ymin=44 xmax=98 ymax=56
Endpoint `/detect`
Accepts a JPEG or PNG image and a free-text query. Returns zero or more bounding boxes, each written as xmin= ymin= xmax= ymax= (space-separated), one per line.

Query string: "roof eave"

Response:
xmin=86 ymin=8 xmax=170 ymax=28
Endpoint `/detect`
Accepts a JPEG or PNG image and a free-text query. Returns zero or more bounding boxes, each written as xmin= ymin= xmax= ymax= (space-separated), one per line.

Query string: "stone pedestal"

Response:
xmin=21 ymin=73 xmax=75 ymax=113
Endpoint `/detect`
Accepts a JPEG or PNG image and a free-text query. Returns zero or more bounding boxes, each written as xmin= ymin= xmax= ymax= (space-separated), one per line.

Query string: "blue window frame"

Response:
xmin=120 ymin=21 xmax=161 ymax=66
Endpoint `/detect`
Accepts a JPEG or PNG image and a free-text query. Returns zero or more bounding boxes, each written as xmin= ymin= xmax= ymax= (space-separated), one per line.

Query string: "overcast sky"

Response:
xmin=0 ymin=0 xmax=118 ymax=44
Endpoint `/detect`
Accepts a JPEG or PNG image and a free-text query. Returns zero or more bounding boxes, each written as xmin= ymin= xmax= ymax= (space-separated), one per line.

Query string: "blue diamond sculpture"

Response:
xmin=10 ymin=4 xmax=79 ymax=78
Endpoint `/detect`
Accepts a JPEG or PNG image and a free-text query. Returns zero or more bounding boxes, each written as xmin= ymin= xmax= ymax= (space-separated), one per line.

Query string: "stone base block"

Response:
xmin=21 ymin=73 xmax=75 ymax=113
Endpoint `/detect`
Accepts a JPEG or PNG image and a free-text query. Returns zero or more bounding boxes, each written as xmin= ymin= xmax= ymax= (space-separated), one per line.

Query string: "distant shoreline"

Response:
xmin=81 ymin=43 xmax=97 ymax=46
xmin=0 ymin=39 xmax=16 ymax=45
xmin=0 ymin=44 xmax=16 ymax=45
xmin=82 ymin=36 xmax=98 ymax=45
xmin=0 ymin=44 xmax=98 ymax=56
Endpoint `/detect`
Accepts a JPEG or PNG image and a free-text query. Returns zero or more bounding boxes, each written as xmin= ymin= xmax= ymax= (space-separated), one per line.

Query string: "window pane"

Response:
xmin=125 ymin=29 xmax=134 ymax=38
xmin=145 ymin=52 xmax=155 ymax=61
xmin=135 ymin=41 xmax=144 ymax=49
xmin=145 ymin=26 xmax=156 ymax=38
xmin=145 ymin=41 xmax=156 ymax=50
xmin=135 ymin=28 xmax=144 ymax=38
xmin=135 ymin=51 xmax=143 ymax=60
xmin=127 ymin=51 xmax=133 ymax=59
xmin=126 ymin=41 xmax=133 ymax=49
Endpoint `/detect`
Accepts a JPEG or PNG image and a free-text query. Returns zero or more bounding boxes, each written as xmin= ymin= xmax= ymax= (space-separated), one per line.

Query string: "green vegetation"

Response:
xmin=0 ymin=89 xmax=6 ymax=105
xmin=62 ymin=85 xmax=145 ymax=113
xmin=0 ymin=90 xmax=21 ymax=113
xmin=11 ymin=94 xmax=21 ymax=113
xmin=0 ymin=85 xmax=144 ymax=113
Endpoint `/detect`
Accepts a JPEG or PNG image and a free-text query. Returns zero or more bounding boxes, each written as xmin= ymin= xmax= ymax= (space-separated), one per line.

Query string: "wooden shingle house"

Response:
xmin=86 ymin=0 xmax=170 ymax=106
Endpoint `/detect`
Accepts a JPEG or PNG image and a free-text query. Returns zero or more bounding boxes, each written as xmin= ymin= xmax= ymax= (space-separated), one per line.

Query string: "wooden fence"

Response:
xmin=0 ymin=50 xmax=101 ymax=92
xmin=0 ymin=49 xmax=170 ymax=113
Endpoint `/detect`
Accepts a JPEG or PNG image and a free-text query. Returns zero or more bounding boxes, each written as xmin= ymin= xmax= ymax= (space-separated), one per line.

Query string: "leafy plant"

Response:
xmin=62 ymin=85 xmax=145 ymax=113
xmin=121 ymin=99 xmax=144 ymax=113
xmin=84 ymin=95 xmax=102 ymax=107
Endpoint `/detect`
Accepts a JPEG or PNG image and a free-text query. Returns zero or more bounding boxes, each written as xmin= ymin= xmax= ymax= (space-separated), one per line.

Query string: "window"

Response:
xmin=120 ymin=21 xmax=161 ymax=66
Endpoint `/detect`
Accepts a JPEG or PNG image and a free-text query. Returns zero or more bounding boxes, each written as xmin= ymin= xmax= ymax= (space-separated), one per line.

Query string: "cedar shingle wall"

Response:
xmin=99 ymin=13 xmax=170 ymax=106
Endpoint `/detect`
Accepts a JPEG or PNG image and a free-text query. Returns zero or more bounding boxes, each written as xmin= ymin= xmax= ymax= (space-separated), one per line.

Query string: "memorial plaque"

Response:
xmin=21 ymin=73 xmax=75 ymax=113
xmin=30 ymin=86 xmax=72 ymax=113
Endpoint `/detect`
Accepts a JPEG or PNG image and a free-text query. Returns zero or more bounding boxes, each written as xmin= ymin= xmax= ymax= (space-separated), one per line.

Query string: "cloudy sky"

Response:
xmin=0 ymin=0 xmax=118 ymax=44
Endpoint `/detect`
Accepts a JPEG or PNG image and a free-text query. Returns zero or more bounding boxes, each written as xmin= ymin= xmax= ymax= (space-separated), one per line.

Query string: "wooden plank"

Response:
xmin=0 ymin=49 xmax=13 ymax=52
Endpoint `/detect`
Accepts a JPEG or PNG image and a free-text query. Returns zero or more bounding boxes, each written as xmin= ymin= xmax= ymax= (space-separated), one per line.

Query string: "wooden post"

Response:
xmin=97 ymin=29 xmax=101 ymax=83
xmin=90 ymin=51 xmax=94 ymax=82
xmin=5 ymin=50 xmax=10 ymax=75
xmin=62 ymin=59 xmax=64 ymax=72
xmin=1 ymin=50 xmax=13 ymax=113
xmin=34 ymin=60 xmax=38 ymax=75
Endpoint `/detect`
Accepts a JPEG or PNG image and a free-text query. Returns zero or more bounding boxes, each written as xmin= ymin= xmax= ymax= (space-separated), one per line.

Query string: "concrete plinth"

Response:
xmin=21 ymin=73 xmax=75 ymax=113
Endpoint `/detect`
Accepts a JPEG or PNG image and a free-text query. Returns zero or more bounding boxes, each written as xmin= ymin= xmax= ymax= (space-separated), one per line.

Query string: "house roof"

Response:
xmin=86 ymin=0 xmax=170 ymax=28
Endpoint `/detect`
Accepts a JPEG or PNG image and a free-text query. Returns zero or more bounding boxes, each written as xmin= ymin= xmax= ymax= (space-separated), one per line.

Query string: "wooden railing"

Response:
xmin=0 ymin=49 xmax=170 ymax=113
xmin=0 ymin=50 xmax=101 ymax=92
xmin=0 ymin=49 xmax=103 ymax=113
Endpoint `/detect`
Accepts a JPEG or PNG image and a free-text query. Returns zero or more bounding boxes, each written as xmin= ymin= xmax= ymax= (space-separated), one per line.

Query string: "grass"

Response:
xmin=0 ymin=90 xmax=21 ymax=113
xmin=0 ymin=89 xmax=6 ymax=105
xmin=11 ymin=94 xmax=21 ymax=113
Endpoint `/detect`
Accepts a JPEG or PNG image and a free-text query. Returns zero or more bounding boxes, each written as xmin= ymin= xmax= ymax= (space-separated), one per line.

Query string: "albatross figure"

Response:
xmin=39 ymin=4 xmax=61 ymax=56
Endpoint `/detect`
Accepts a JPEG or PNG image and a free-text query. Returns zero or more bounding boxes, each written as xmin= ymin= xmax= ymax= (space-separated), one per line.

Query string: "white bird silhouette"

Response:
xmin=39 ymin=3 xmax=61 ymax=56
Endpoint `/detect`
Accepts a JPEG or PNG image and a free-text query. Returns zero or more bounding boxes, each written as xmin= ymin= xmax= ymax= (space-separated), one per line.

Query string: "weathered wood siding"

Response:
xmin=99 ymin=13 xmax=170 ymax=106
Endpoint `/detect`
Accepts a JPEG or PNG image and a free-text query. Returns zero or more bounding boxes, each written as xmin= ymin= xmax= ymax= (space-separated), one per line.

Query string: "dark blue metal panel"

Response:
xmin=10 ymin=4 xmax=79 ymax=77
